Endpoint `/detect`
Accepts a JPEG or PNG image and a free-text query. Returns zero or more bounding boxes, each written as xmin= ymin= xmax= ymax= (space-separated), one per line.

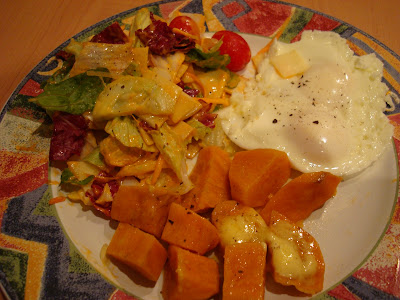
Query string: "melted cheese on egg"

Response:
xmin=219 ymin=31 xmax=393 ymax=177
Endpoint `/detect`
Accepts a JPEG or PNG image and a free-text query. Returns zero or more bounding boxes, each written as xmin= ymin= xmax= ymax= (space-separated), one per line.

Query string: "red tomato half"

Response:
xmin=169 ymin=16 xmax=201 ymax=40
xmin=212 ymin=30 xmax=251 ymax=72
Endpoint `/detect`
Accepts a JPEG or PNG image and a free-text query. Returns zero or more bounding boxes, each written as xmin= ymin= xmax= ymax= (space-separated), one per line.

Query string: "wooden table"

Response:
xmin=1 ymin=0 xmax=399 ymax=110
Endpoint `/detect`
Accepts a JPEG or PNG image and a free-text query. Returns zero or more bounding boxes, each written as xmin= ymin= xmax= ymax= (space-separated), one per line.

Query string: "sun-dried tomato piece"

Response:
xmin=90 ymin=22 xmax=129 ymax=44
xmin=177 ymin=81 xmax=200 ymax=97
xmin=138 ymin=119 xmax=156 ymax=131
xmin=193 ymin=101 xmax=217 ymax=128
xmin=135 ymin=13 xmax=195 ymax=56
xmin=85 ymin=176 xmax=120 ymax=217
xmin=55 ymin=50 xmax=74 ymax=61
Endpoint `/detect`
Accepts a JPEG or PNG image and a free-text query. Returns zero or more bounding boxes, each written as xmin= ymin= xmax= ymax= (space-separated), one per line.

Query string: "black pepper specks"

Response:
xmin=272 ymin=119 xmax=278 ymax=124
xmin=313 ymin=121 xmax=319 ymax=124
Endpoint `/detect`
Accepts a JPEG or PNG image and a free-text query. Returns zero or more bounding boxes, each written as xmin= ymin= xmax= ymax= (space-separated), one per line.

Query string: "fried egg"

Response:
xmin=219 ymin=31 xmax=393 ymax=178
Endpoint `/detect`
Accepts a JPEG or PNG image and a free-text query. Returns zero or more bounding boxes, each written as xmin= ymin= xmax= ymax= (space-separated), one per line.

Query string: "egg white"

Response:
xmin=219 ymin=31 xmax=393 ymax=178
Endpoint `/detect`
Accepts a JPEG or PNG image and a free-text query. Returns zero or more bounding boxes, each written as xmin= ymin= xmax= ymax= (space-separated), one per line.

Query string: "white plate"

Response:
xmin=53 ymin=34 xmax=399 ymax=299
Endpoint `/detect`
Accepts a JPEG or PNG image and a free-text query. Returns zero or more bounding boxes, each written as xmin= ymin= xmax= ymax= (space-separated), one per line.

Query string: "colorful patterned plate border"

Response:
xmin=1 ymin=1 xmax=400 ymax=299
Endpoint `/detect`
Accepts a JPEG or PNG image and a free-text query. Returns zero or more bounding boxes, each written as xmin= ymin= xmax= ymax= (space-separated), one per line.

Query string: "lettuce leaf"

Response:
xmin=150 ymin=123 xmax=193 ymax=193
xmin=129 ymin=8 xmax=152 ymax=48
xmin=99 ymin=135 xmax=143 ymax=167
xmin=123 ymin=62 xmax=142 ymax=76
xmin=105 ymin=116 xmax=158 ymax=152
xmin=92 ymin=75 xmax=178 ymax=121
xmin=68 ymin=42 xmax=138 ymax=77
xmin=83 ymin=147 xmax=107 ymax=170
xmin=186 ymin=119 xmax=212 ymax=141
xmin=65 ymin=38 xmax=83 ymax=56
xmin=61 ymin=168 xmax=94 ymax=185
xmin=33 ymin=73 xmax=104 ymax=115
xmin=185 ymin=42 xmax=230 ymax=69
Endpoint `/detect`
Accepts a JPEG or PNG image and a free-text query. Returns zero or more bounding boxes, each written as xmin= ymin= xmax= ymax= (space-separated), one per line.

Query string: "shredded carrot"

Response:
xmin=151 ymin=155 xmax=165 ymax=185
xmin=172 ymin=27 xmax=200 ymax=43
xmin=195 ymin=96 xmax=229 ymax=106
xmin=185 ymin=72 xmax=205 ymax=95
xmin=49 ymin=196 xmax=66 ymax=205
xmin=133 ymin=115 xmax=155 ymax=146
xmin=210 ymin=92 xmax=228 ymax=111
xmin=48 ymin=180 xmax=60 ymax=185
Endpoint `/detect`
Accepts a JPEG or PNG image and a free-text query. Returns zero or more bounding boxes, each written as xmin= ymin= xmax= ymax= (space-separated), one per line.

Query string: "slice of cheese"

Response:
xmin=270 ymin=50 xmax=309 ymax=78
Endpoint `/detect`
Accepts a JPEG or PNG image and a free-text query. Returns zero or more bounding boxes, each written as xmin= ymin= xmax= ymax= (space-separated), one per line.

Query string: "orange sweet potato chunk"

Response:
xmin=162 ymin=245 xmax=220 ymax=300
xmin=161 ymin=202 xmax=220 ymax=255
xmin=260 ymin=171 xmax=342 ymax=224
xmin=111 ymin=185 xmax=180 ymax=238
xmin=106 ymin=223 xmax=167 ymax=282
xmin=229 ymin=149 xmax=291 ymax=207
xmin=180 ymin=146 xmax=231 ymax=213
xmin=223 ymin=242 xmax=267 ymax=300
xmin=267 ymin=211 xmax=325 ymax=295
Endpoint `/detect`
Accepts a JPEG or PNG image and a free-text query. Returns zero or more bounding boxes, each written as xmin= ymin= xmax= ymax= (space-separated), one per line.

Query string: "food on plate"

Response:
xmin=211 ymin=200 xmax=327 ymax=296
xmin=211 ymin=200 xmax=269 ymax=251
xmin=229 ymin=148 xmax=291 ymax=207
xmin=267 ymin=211 xmax=325 ymax=295
xmin=32 ymin=5 xmax=392 ymax=299
xmin=106 ymin=222 xmax=167 ymax=282
xmin=212 ymin=30 xmax=252 ymax=72
xmin=219 ymin=30 xmax=394 ymax=178
xmin=260 ymin=171 xmax=342 ymax=224
xmin=269 ymin=49 xmax=310 ymax=78
xmin=169 ymin=15 xmax=202 ymax=42
xmin=180 ymin=145 xmax=231 ymax=212
xmin=162 ymin=245 xmax=220 ymax=300
xmin=161 ymin=202 xmax=220 ymax=255
xmin=111 ymin=185 xmax=180 ymax=238
xmin=223 ymin=242 xmax=267 ymax=300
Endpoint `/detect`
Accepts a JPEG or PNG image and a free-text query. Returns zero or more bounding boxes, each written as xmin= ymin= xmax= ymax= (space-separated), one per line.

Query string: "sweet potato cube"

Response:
xmin=181 ymin=146 xmax=231 ymax=213
xmin=111 ymin=185 xmax=180 ymax=238
xmin=260 ymin=171 xmax=342 ymax=224
xmin=229 ymin=149 xmax=291 ymax=207
xmin=106 ymin=223 xmax=167 ymax=282
xmin=161 ymin=202 xmax=220 ymax=255
xmin=223 ymin=242 xmax=267 ymax=300
xmin=162 ymin=245 xmax=220 ymax=300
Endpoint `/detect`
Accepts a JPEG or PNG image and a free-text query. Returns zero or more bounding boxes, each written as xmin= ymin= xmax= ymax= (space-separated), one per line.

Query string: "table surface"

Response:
xmin=0 ymin=0 xmax=399 ymax=110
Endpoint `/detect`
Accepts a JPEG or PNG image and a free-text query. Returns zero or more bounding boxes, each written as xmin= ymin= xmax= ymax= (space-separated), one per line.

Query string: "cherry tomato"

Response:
xmin=169 ymin=16 xmax=201 ymax=40
xmin=212 ymin=30 xmax=251 ymax=72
